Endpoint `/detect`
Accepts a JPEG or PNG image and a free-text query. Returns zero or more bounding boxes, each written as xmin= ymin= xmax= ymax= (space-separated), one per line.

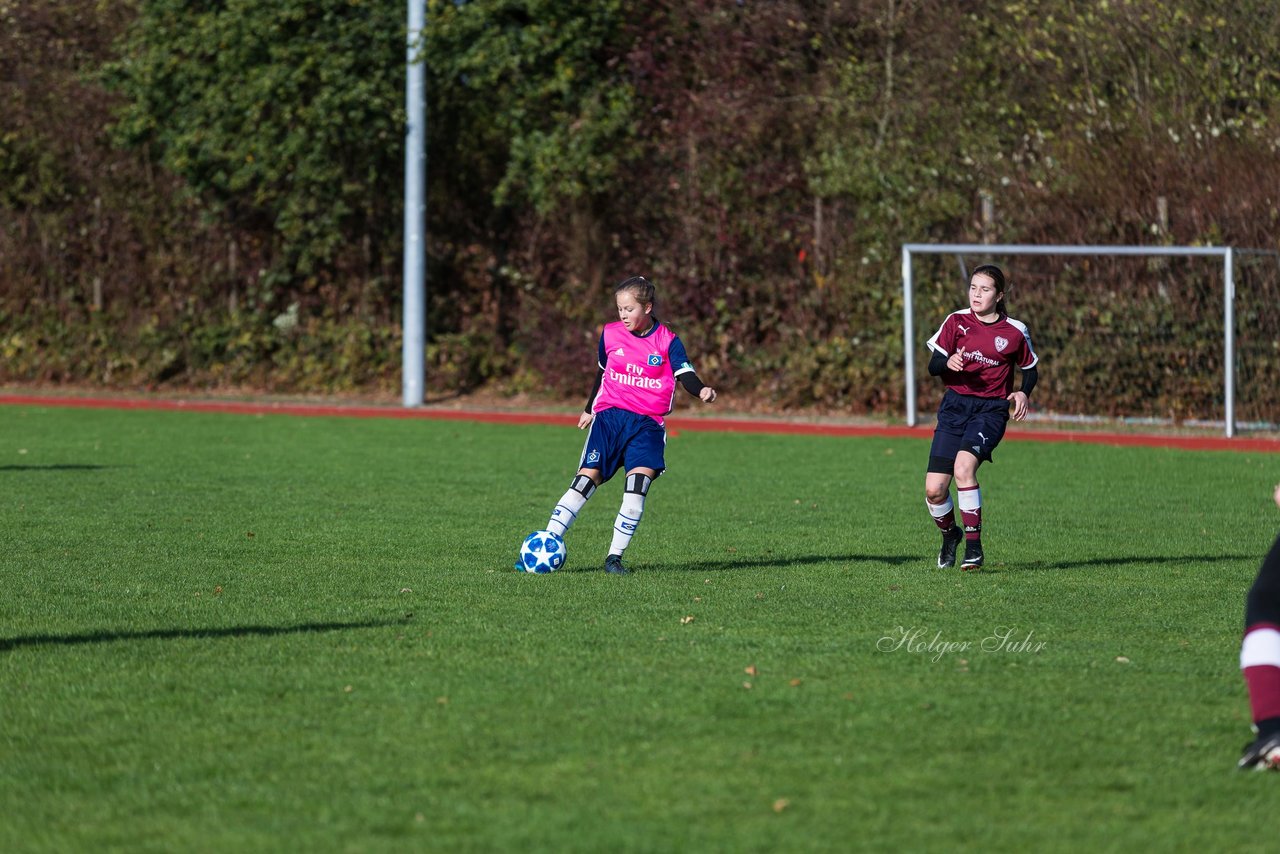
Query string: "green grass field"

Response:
xmin=3 ymin=403 xmax=1278 ymax=852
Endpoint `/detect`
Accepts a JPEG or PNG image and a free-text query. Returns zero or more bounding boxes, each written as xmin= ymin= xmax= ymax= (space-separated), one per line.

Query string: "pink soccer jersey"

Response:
xmin=591 ymin=321 xmax=694 ymax=425
xmin=926 ymin=310 xmax=1037 ymax=399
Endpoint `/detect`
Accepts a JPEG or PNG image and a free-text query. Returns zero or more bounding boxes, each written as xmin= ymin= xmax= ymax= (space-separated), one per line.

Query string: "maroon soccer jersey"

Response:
xmin=926 ymin=310 xmax=1038 ymax=399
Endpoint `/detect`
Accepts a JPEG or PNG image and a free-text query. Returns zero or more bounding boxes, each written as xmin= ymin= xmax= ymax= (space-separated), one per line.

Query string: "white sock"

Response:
xmin=609 ymin=491 xmax=646 ymax=556
xmin=547 ymin=475 xmax=595 ymax=538
xmin=608 ymin=473 xmax=651 ymax=556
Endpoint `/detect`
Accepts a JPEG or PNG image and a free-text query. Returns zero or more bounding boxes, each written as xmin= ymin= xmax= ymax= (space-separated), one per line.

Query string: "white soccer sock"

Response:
xmin=547 ymin=475 xmax=596 ymax=538
xmin=609 ymin=491 xmax=646 ymax=556
xmin=608 ymin=472 xmax=651 ymax=556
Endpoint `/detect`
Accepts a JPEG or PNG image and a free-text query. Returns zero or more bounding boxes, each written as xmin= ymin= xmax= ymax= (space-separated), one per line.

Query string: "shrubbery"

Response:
xmin=2 ymin=0 xmax=1278 ymax=421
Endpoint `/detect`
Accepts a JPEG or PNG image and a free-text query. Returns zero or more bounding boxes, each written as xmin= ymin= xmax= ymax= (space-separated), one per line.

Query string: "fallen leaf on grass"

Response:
xmin=772 ymin=798 xmax=790 ymax=813
xmin=680 ymin=615 xmax=695 ymax=625
xmin=744 ymin=665 xmax=758 ymax=677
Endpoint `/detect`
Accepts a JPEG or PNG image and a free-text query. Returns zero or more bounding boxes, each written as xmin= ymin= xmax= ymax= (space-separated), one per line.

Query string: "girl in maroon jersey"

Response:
xmin=1238 ymin=482 xmax=1280 ymax=770
xmin=923 ymin=264 xmax=1039 ymax=570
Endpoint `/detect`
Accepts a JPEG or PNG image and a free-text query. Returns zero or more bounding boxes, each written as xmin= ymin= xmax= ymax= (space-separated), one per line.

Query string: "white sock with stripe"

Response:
xmin=547 ymin=475 xmax=596 ymax=538
xmin=608 ymin=473 xmax=651 ymax=556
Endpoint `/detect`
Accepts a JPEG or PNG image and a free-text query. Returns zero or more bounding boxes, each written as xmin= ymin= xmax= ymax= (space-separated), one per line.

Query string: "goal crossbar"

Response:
xmin=901 ymin=243 xmax=1240 ymax=436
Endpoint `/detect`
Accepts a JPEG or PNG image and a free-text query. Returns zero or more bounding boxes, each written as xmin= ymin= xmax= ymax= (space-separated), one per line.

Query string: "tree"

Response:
xmin=105 ymin=0 xmax=406 ymax=276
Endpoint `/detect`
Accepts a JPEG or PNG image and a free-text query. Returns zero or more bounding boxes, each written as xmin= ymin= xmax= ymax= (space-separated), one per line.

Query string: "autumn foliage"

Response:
xmin=2 ymin=0 xmax=1278 ymax=421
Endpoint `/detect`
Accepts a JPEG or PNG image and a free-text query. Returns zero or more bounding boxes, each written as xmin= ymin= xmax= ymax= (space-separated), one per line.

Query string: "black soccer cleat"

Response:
xmin=960 ymin=539 xmax=984 ymax=570
xmin=604 ymin=554 xmax=629 ymax=575
xmin=1238 ymin=732 xmax=1280 ymax=770
xmin=937 ymin=526 xmax=963 ymax=568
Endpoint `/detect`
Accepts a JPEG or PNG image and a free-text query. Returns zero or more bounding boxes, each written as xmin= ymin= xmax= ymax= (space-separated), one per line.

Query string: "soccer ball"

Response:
xmin=518 ymin=530 xmax=566 ymax=573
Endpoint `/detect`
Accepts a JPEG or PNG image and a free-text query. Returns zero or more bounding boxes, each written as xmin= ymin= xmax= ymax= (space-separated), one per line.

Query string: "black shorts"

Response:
xmin=928 ymin=390 xmax=1009 ymax=473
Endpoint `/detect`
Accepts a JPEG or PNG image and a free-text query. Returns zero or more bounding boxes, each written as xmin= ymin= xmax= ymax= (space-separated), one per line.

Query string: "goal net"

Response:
xmin=901 ymin=244 xmax=1280 ymax=437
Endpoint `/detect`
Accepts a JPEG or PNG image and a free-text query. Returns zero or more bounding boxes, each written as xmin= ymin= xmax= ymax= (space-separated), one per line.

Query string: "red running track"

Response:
xmin=3 ymin=393 xmax=1278 ymax=453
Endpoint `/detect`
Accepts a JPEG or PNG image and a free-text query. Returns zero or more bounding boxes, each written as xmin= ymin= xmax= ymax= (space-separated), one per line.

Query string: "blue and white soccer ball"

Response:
xmin=518 ymin=530 xmax=566 ymax=573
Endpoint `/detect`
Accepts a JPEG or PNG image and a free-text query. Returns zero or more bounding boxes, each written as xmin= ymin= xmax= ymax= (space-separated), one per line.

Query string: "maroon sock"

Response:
xmin=1243 ymin=624 xmax=1280 ymax=726
xmin=1245 ymin=666 xmax=1280 ymax=725
xmin=957 ymin=484 xmax=982 ymax=541
xmin=926 ymin=499 xmax=956 ymax=531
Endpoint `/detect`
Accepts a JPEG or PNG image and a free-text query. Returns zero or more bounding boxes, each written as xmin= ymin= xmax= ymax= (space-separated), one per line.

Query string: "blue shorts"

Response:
xmin=579 ymin=407 xmax=667 ymax=482
xmin=928 ymin=390 xmax=1009 ymax=472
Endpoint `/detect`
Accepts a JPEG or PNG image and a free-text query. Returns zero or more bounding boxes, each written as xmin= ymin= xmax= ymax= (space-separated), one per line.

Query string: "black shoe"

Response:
xmin=604 ymin=554 xmax=628 ymax=575
xmin=937 ymin=526 xmax=963 ymax=568
xmin=960 ymin=539 xmax=984 ymax=570
xmin=1239 ymin=731 xmax=1280 ymax=770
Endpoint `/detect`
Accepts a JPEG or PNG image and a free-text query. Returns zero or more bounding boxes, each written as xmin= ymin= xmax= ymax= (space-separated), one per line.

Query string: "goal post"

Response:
xmin=901 ymin=243 xmax=1243 ymax=437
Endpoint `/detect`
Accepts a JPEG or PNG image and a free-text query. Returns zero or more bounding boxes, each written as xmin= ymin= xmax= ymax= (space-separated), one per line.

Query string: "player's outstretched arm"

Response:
xmin=677 ymin=371 xmax=715 ymax=403
xmin=578 ymin=367 xmax=604 ymax=429
xmin=1007 ymin=365 xmax=1038 ymax=421
xmin=1007 ymin=390 xmax=1028 ymax=421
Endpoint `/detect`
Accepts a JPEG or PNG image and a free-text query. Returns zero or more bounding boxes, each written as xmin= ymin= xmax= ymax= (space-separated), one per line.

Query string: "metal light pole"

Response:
xmin=402 ymin=1 xmax=426 ymax=407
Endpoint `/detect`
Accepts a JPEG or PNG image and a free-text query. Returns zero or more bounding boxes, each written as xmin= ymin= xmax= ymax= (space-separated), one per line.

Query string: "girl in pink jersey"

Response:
xmin=530 ymin=276 xmax=717 ymax=574
xmin=923 ymin=264 xmax=1038 ymax=570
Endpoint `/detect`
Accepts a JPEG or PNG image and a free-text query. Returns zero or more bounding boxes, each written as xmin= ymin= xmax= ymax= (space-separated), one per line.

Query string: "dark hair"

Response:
xmin=615 ymin=275 xmax=655 ymax=307
xmin=971 ymin=264 xmax=1005 ymax=292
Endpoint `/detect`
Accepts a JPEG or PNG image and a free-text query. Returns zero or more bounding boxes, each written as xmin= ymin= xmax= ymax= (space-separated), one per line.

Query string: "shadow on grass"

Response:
xmin=659 ymin=553 xmax=919 ymax=573
xmin=979 ymin=554 xmax=1255 ymax=573
xmin=0 ymin=619 xmax=402 ymax=652
xmin=0 ymin=464 xmax=113 ymax=472
xmin=645 ymin=552 xmax=1257 ymax=575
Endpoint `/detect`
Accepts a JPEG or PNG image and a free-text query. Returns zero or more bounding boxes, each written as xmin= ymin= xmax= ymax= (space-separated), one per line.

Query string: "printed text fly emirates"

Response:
xmin=609 ymin=366 xmax=665 ymax=389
